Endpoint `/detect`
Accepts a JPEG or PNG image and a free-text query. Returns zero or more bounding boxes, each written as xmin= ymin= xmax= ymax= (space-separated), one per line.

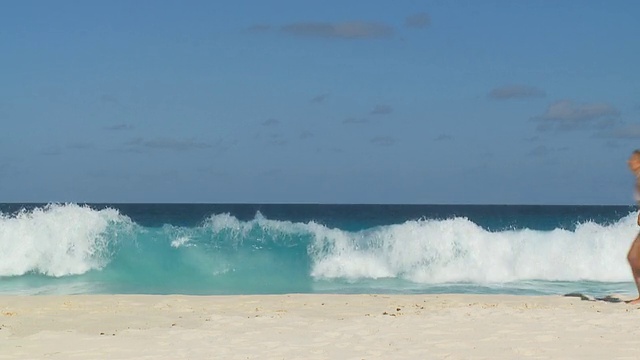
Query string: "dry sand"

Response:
xmin=1 ymin=294 xmax=640 ymax=359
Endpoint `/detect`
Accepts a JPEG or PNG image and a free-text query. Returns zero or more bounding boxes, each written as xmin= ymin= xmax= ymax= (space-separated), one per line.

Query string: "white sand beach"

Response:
xmin=1 ymin=294 xmax=639 ymax=359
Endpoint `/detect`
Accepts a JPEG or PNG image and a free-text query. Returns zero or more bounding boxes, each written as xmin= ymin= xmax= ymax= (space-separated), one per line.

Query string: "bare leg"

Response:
xmin=627 ymin=232 xmax=640 ymax=304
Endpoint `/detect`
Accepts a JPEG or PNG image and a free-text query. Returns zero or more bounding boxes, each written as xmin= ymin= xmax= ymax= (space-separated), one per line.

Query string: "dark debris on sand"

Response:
xmin=563 ymin=292 xmax=624 ymax=303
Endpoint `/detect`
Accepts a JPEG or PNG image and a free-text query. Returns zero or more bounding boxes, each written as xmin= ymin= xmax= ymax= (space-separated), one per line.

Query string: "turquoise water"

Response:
xmin=0 ymin=203 xmax=637 ymax=297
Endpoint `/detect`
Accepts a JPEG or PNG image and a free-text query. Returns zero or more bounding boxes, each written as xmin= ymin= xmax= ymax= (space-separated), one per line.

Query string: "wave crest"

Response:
xmin=0 ymin=203 xmax=131 ymax=277
xmin=200 ymin=211 xmax=638 ymax=284
xmin=309 ymin=213 xmax=639 ymax=283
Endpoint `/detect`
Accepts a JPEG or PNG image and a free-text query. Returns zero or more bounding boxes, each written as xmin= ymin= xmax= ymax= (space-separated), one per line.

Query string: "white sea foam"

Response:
xmin=204 ymin=211 xmax=640 ymax=284
xmin=309 ymin=213 xmax=639 ymax=284
xmin=203 ymin=211 xmax=317 ymax=246
xmin=171 ymin=236 xmax=192 ymax=248
xmin=0 ymin=203 xmax=130 ymax=277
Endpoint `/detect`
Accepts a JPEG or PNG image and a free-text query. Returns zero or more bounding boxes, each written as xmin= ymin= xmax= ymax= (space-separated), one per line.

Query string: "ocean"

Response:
xmin=0 ymin=203 xmax=637 ymax=297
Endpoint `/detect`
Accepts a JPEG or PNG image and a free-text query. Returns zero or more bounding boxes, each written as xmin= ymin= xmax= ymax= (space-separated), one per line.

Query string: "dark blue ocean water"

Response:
xmin=0 ymin=203 xmax=637 ymax=296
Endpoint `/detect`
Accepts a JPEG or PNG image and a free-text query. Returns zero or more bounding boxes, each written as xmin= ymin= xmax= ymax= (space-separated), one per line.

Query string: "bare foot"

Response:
xmin=625 ymin=298 xmax=640 ymax=304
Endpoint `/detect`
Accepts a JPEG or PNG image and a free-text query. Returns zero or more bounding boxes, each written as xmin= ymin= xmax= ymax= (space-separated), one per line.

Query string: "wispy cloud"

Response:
xmin=405 ymin=13 xmax=431 ymax=28
xmin=598 ymin=123 xmax=640 ymax=139
xmin=282 ymin=21 xmax=394 ymax=39
xmin=370 ymin=136 xmax=397 ymax=147
xmin=104 ymin=123 xmax=134 ymax=131
xmin=261 ymin=118 xmax=280 ymax=126
xmin=0 ymin=162 xmax=8 ymax=177
xmin=370 ymin=104 xmax=393 ymax=115
xmin=299 ymin=131 xmax=314 ymax=139
xmin=247 ymin=24 xmax=271 ymax=33
xmin=342 ymin=117 xmax=369 ymax=124
xmin=527 ymin=145 xmax=568 ymax=157
xmin=434 ymin=134 xmax=453 ymax=141
xmin=527 ymin=145 xmax=550 ymax=157
xmin=532 ymin=100 xmax=619 ymax=131
xmin=196 ymin=167 xmax=231 ymax=179
xmin=39 ymin=142 xmax=94 ymax=156
xmin=67 ymin=142 xmax=93 ymax=150
xmin=263 ymin=169 xmax=283 ymax=177
xmin=124 ymin=137 xmax=212 ymax=151
xmin=489 ymin=85 xmax=545 ymax=100
xmin=310 ymin=93 xmax=330 ymax=103
xmin=538 ymin=100 xmax=618 ymax=121
xmin=267 ymin=133 xmax=288 ymax=146
xmin=100 ymin=94 xmax=119 ymax=105
xmin=40 ymin=146 xmax=61 ymax=156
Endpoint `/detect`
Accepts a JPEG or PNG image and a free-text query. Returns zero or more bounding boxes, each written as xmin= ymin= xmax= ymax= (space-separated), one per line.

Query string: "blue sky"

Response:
xmin=1 ymin=1 xmax=638 ymax=204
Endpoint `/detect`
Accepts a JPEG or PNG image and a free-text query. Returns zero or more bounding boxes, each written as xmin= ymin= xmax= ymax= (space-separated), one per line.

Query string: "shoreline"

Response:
xmin=2 ymin=293 xmax=640 ymax=359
